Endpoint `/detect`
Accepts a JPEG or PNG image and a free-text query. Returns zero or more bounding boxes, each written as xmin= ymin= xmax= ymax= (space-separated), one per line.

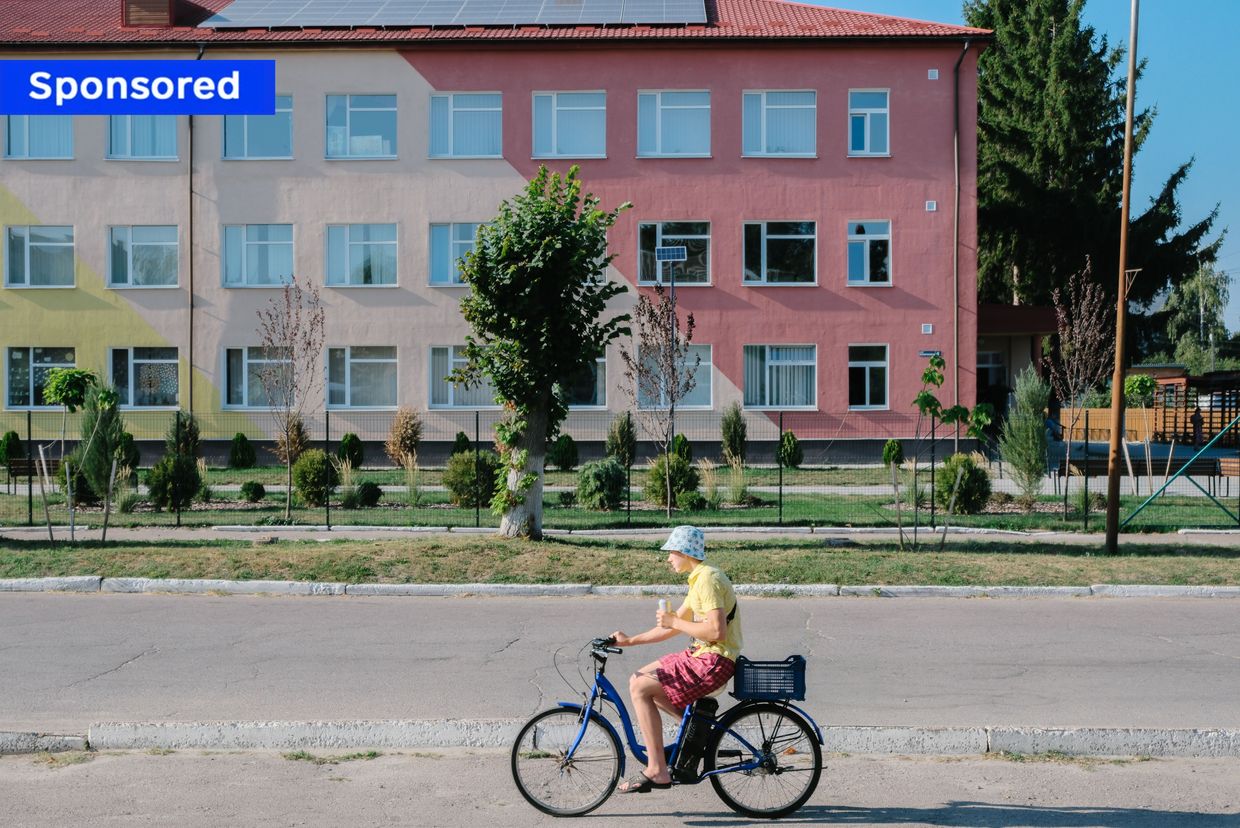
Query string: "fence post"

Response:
xmin=175 ymin=412 xmax=182 ymax=528
xmin=26 ymin=409 xmax=33 ymax=526
xmin=474 ymin=411 xmax=481 ymax=529
xmin=929 ymin=416 xmax=937 ymax=530
xmin=324 ymin=408 xmax=331 ymax=531
xmin=626 ymin=411 xmax=633 ymax=527
xmin=778 ymin=412 xmax=784 ymax=527
xmin=1083 ymin=409 xmax=1090 ymax=532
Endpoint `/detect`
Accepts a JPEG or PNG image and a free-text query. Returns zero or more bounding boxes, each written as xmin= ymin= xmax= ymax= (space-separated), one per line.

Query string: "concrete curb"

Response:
xmin=100 ymin=578 xmax=347 ymax=596
xmin=74 ymin=721 xmax=1240 ymax=758
xmin=0 ymin=731 xmax=89 ymax=754
xmin=344 ymin=583 xmax=592 ymax=597
xmin=0 ymin=576 xmax=101 ymax=593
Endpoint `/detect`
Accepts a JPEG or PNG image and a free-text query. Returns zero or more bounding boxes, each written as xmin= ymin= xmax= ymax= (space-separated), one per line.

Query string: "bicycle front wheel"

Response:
xmin=511 ymin=707 xmax=622 ymax=817
xmin=705 ymin=702 xmax=822 ymax=819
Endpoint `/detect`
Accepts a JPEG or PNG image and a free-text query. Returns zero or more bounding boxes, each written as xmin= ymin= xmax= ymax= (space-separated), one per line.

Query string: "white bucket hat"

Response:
xmin=661 ymin=525 xmax=706 ymax=560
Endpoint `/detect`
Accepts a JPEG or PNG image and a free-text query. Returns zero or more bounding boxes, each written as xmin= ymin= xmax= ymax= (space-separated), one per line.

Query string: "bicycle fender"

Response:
xmin=719 ymin=700 xmax=825 ymax=746
xmin=556 ymin=702 xmax=627 ymax=776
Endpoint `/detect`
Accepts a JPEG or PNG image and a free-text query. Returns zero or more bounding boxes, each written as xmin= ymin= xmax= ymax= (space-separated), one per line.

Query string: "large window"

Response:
xmin=847 ymin=221 xmax=891 ymax=285
xmin=743 ymin=345 xmax=816 ymax=408
xmin=848 ymin=90 xmax=889 ymax=156
xmin=637 ymin=344 xmax=712 ymax=409
xmin=224 ymin=95 xmax=293 ymax=159
xmin=326 ymin=94 xmax=397 ymax=158
xmin=327 ymin=346 xmax=397 ymax=408
xmin=637 ymin=91 xmax=710 ymax=157
xmin=108 ymin=115 xmax=177 ymax=159
xmin=638 ymin=222 xmax=710 ymax=285
xmin=224 ymin=347 xmax=290 ymax=408
xmin=109 ymin=226 xmax=178 ymax=287
xmin=111 ymin=347 xmax=179 ymax=408
xmin=743 ymin=221 xmax=816 ymax=284
xmin=742 ymin=91 xmax=816 ymax=156
xmin=430 ymin=93 xmax=502 ymax=158
xmin=5 ymin=115 xmax=73 ymax=159
xmin=6 ymin=347 xmax=74 ymax=408
xmin=6 ymin=226 xmax=74 ymax=287
xmin=848 ymin=344 xmax=888 ymax=409
xmin=429 ymin=223 xmax=481 ymax=285
xmin=560 ymin=357 xmax=607 ymax=408
xmin=430 ymin=346 xmax=498 ymax=407
xmin=533 ymin=92 xmax=606 ymax=158
xmin=978 ymin=351 xmax=1007 ymax=390
xmin=223 ymin=224 xmax=293 ymax=287
xmin=326 ymin=223 xmax=397 ymax=286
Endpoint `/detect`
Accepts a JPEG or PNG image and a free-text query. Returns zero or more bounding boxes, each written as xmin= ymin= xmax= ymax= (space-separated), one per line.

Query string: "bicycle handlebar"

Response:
xmin=590 ymin=637 xmax=622 ymax=655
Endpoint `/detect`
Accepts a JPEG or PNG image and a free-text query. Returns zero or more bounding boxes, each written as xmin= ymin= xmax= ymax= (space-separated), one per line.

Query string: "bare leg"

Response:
xmin=618 ymin=659 xmax=682 ymax=790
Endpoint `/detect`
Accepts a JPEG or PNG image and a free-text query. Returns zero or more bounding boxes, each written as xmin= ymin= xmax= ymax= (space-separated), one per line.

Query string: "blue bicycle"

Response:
xmin=511 ymin=637 xmax=824 ymax=818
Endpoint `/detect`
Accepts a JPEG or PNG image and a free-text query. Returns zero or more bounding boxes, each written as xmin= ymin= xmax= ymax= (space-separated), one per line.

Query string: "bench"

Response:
xmin=1055 ymin=456 xmax=1222 ymax=496
xmin=1221 ymin=457 xmax=1240 ymax=497
xmin=4 ymin=458 xmax=61 ymax=494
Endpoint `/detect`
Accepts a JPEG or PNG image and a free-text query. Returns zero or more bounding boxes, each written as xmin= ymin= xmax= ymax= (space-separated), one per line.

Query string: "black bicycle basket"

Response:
xmin=732 ymin=655 xmax=807 ymax=701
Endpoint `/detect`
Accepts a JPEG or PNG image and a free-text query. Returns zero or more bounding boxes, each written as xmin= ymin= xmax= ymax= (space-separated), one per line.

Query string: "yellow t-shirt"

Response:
xmin=681 ymin=563 xmax=743 ymax=662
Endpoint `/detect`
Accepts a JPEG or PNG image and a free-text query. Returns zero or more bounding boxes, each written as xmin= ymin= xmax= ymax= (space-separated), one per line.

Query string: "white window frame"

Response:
xmin=743 ymin=221 xmax=817 ymax=285
xmin=532 ymin=91 xmax=607 ymax=159
xmin=636 ymin=344 xmax=713 ymax=410
xmin=5 ymin=225 xmax=75 ymax=288
xmin=637 ymin=221 xmax=711 ymax=286
xmin=4 ymin=115 xmax=74 ymax=159
xmin=223 ymin=346 xmax=291 ymax=409
xmin=743 ymin=344 xmax=818 ymax=410
xmin=563 ymin=356 xmax=608 ymax=409
xmin=326 ymin=346 xmax=399 ymax=410
xmin=848 ymin=89 xmax=890 ymax=157
xmin=325 ymin=94 xmax=398 ymax=159
xmin=429 ymin=92 xmax=503 ymax=159
xmin=637 ymin=90 xmax=711 ymax=158
xmin=429 ymin=346 xmax=501 ymax=409
xmin=428 ymin=222 xmax=482 ymax=286
xmin=847 ymin=219 xmax=893 ymax=287
xmin=223 ymin=94 xmax=293 ymax=160
xmin=108 ymin=226 xmax=179 ymax=289
xmin=222 ymin=224 xmax=294 ymax=288
xmin=742 ymin=90 xmax=816 ymax=157
xmin=5 ymin=347 xmax=75 ymax=409
xmin=847 ymin=343 xmax=889 ymax=411
xmin=107 ymin=115 xmax=178 ymax=160
xmin=326 ymin=223 xmax=399 ymax=287
xmin=110 ymin=347 xmax=180 ymax=409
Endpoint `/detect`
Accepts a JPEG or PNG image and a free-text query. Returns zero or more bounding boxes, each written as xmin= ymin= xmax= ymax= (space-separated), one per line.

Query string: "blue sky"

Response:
xmin=835 ymin=0 xmax=1237 ymax=331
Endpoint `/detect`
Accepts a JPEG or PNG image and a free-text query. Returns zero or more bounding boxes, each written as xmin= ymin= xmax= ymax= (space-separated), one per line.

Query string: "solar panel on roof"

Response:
xmin=201 ymin=0 xmax=708 ymax=27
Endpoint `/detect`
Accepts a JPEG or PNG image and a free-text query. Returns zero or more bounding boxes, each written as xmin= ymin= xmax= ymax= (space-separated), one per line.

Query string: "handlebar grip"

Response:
xmin=605 ymin=646 xmax=622 ymax=654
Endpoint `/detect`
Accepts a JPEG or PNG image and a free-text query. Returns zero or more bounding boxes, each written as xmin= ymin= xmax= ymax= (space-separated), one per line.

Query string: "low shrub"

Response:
xmin=240 ymin=481 xmax=266 ymax=503
xmin=356 ymin=480 xmax=383 ymax=508
xmin=228 ymin=433 xmax=256 ymax=469
xmin=0 ymin=430 xmax=21 ymax=465
xmin=934 ymin=453 xmax=991 ymax=515
xmin=146 ymin=453 xmax=201 ymax=512
xmin=58 ymin=449 xmax=99 ymax=505
xmin=442 ymin=449 xmax=501 ymax=507
xmin=384 ymin=407 xmax=423 ymax=465
xmin=292 ymin=449 xmax=338 ymax=507
xmin=576 ymin=457 xmax=626 ymax=511
xmin=557 ymin=491 xmax=577 ymax=508
xmin=164 ymin=411 xmax=201 ymax=459
xmin=337 ymin=432 xmax=364 ymax=468
xmin=720 ymin=402 xmax=747 ymax=468
xmin=777 ymin=431 xmax=803 ymax=469
xmin=116 ymin=491 xmax=142 ymax=514
xmin=882 ymin=439 xmax=904 ymax=468
xmin=670 ymin=434 xmax=692 ymax=463
xmin=450 ymin=431 xmax=473 ymax=457
xmin=676 ymin=490 xmax=707 ymax=512
xmin=644 ymin=453 xmax=700 ymax=507
xmin=340 ymin=488 xmax=361 ymax=510
xmin=116 ymin=432 xmax=140 ymax=474
xmin=605 ymin=414 xmax=636 ymax=468
xmin=196 ymin=484 xmax=214 ymax=504
xmin=546 ymin=434 xmax=579 ymax=472
xmin=990 ymin=491 xmax=1014 ymax=507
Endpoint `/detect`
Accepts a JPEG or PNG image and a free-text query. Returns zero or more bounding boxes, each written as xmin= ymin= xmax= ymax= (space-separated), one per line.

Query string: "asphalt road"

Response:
xmin=2 ymin=593 xmax=1239 ymax=734
xmin=1 ymin=749 xmax=1237 ymax=827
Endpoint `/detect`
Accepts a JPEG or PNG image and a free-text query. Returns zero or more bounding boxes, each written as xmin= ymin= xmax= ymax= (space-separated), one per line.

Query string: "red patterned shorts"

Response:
xmin=656 ymin=649 xmax=735 ymax=709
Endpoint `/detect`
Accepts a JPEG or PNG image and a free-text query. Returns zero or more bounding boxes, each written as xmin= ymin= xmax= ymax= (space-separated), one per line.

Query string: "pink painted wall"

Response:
xmin=404 ymin=42 xmax=980 ymax=434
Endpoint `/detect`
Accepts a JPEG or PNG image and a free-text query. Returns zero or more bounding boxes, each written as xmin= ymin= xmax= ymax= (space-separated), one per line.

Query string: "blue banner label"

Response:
xmin=0 ymin=60 xmax=276 ymax=115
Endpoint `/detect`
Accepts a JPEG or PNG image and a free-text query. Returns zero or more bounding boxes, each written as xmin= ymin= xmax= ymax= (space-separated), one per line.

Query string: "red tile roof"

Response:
xmin=1 ymin=0 xmax=989 ymax=46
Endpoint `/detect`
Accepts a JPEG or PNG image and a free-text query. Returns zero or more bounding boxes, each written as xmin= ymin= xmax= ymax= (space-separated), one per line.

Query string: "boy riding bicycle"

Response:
xmin=609 ymin=525 xmax=742 ymax=793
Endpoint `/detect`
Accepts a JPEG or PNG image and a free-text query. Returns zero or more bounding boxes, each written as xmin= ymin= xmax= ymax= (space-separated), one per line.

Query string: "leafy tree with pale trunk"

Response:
xmin=453 ymin=165 xmax=630 ymax=539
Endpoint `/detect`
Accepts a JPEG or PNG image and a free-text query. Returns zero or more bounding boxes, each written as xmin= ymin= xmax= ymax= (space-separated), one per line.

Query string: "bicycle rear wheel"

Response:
xmin=705 ymin=702 xmax=822 ymax=819
xmin=511 ymin=707 xmax=621 ymax=817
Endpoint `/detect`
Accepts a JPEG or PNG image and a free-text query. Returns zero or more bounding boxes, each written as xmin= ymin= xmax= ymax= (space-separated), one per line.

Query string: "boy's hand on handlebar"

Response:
xmin=609 ymin=631 xmax=632 ymax=646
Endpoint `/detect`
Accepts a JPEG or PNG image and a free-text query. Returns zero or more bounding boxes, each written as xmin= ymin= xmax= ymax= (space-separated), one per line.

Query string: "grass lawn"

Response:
xmin=0 ymin=536 xmax=1237 ymax=586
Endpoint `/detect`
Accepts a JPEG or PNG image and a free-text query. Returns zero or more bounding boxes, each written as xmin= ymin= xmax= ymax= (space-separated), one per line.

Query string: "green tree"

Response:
xmin=999 ymin=367 xmax=1051 ymax=509
xmin=967 ymin=0 xmax=1221 ymax=334
xmin=452 ymin=165 xmax=630 ymax=539
xmin=42 ymin=368 xmax=96 ymax=461
xmin=1160 ymin=265 xmax=1231 ymax=372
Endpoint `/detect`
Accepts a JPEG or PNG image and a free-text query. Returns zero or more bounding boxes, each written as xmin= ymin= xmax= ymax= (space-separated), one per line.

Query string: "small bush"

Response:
xmin=340 ymin=488 xmax=361 ymax=510
xmin=117 ymin=491 xmax=142 ymax=514
xmin=677 ymin=490 xmax=707 ymax=512
xmin=292 ymin=449 xmax=338 ymax=507
xmin=146 ymin=454 xmax=201 ymax=512
xmin=882 ymin=439 xmax=904 ymax=468
xmin=229 ymin=433 xmax=256 ymax=469
xmin=116 ymin=432 xmax=140 ymax=474
xmin=546 ymin=434 xmax=579 ymax=472
xmin=442 ymin=449 xmax=501 ymax=507
xmin=777 ymin=431 xmax=803 ymax=469
xmin=990 ymin=491 xmax=1014 ymax=507
xmin=385 ymin=407 xmax=423 ymax=466
xmin=644 ymin=453 xmax=700 ymax=506
xmin=58 ymin=449 xmax=99 ymax=505
xmin=196 ymin=484 xmax=214 ymax=504
xmin=450 ymin=431 xmax=473 ymax=457
xmin=576 ymin=458 xmax=626 ymax=511
xmin=164 ymin=411 xmax=201 ymax=459
xmin=934 ymin=453 xmax=991 ymax=515
xmin=557 ymin=491 xmax=577 ymax=508
xmin=240 ymin=481 xmax=267 ymax=503
xmin=337 ymin=432 xmax=364 ymax=468
xmin=274 ymin=416 xmax=309 ymax=465
xmin=356 ymin=480 xmax=382 ymax=508
xmin=720 ymin=402 xmax=747 ymax=468
xmin=1 ymin=431 xmax=23 ymax=465
xmin=671 ymin=434 xmax=692 ymax=463
xmin=605 ymin=413 xmax=637 ymax=468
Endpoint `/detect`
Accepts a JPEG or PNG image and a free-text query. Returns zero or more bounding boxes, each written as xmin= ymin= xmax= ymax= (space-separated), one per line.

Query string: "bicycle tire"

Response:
xmin=511 ymin=707 xmax=622 ymax=817
xmin=704 ymin=701 xmax=822 ymax=819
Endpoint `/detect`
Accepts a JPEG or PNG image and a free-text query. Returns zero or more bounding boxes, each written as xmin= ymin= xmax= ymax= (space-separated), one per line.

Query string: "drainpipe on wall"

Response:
xmin=188 ymin=42 xmax=205 ymax=414
xmin=952 ymin=38 xmax=972 ymax=453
